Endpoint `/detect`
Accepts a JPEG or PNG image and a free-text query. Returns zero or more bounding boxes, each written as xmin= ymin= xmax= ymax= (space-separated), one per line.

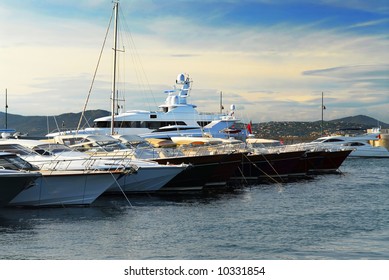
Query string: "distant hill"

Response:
xmin=252 ymin=115 xmax=389 ymax=140
xmin=0 ymin=110 xmax=387 ymax=138
xmin=329 ymin=115 xmax=389 ymax=128
xmin=0 ymin=110 xmax=110 ymax=137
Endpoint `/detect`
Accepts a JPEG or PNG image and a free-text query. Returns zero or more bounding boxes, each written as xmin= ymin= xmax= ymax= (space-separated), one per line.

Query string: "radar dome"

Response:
xmin=176 ymin=73 xmax=186 ymax=84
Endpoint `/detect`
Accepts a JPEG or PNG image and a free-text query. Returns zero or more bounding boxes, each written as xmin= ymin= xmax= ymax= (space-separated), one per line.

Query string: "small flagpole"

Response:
xmin=220 ymin=91 xmax=223 ymax=114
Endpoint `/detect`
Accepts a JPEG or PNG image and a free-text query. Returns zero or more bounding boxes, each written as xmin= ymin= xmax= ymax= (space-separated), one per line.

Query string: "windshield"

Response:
xmin=0 ymin=144 xmax=38 ymax=156
xmin=95 ymin=141 xmax=128 ymax=152
xmin=34 ymin=144 xmax=73 ymax=155
xmin=0 ymin=154 xmax=39 ymax=170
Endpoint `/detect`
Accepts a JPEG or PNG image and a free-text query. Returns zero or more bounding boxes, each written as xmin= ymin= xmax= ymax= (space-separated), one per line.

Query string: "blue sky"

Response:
xmin=1 ymin=0 xmax=388 ymax=124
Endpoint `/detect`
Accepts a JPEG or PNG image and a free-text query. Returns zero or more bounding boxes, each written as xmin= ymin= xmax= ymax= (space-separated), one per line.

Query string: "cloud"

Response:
xmin=1 ymin=0 xmax=389 ymax=124
xmin=302 ymin=64 xmax=389 ymax=80
xmin=170 ymin=54 xmax=200 ymax=58
xmin=348 ymin=18 xmax=389 ymax=28
xmin=319 ymin=0 xmax=389 ymax=15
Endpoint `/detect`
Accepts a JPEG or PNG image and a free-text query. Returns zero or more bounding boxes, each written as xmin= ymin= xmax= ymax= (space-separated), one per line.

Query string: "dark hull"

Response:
xmin=303 ymin=150 xmax=352 ymax=174
xmin=0 ymin=173 xmax=40 ymax=206
xmin=153 ymin=152 xmax=244 ymax=191
xmin=231 ymin=151 xmax=307 ymax=183
xmin=204 ymin=152 xmax=245 ymax=189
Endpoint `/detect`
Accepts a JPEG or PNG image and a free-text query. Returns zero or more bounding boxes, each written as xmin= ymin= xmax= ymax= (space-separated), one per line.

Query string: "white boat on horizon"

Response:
xmin=309 ymin=128 xmax=389 ymax=158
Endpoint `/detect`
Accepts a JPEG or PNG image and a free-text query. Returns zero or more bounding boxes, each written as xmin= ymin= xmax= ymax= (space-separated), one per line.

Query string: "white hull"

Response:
xmin=107 ymin=165 xmax=185 ymax=193
xmin=310 ymin=129 xmax=389 ymax=159
xmin=348 ymin=147 xmax=389 ymax=158
xmin=0 ymin=170 xmax=41 ymax=206
xmin=47 ymin=73 xmax=225 ymax=138
xmin=9 ymin=171 xmax=121 ymax=206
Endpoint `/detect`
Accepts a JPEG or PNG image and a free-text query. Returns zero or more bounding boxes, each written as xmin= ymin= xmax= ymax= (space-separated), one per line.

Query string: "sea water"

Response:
xmin=0 ymin=158 xmax=388 ymax=260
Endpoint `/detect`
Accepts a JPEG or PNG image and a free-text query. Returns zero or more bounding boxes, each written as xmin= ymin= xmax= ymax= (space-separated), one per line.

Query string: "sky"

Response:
xmin=0 ymin=0 xmax=388 ymax=124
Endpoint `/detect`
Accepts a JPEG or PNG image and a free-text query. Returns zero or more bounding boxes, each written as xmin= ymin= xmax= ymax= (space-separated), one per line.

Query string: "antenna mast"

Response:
xmin=321 ymin=92 xmax=324 ymax=136
xmin=5 ymin=89 xmax=8 ymax=129
xmin=110 ymin=1 xmax=119 ymax=135
xmin=220 ymin=91 xmax=223 ymax=114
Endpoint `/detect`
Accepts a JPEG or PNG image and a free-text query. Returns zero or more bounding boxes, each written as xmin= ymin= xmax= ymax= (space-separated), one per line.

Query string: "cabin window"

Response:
xmin=324 ymin=139 xmax=344 ymax=143
xmin=197 ymin=121 xmax=211 ymax=127
xmin=0 ymin=144 xmax=33 ymax=155
xmin=0 ymin=155 xmax=38 ymax=170
xmin=348 ymin=142 xmax=365 ymax=147
xmin=94 ymin=121 xmax=110 ymax=128
xmin=94 ymin=120 xmax=186 ymax=129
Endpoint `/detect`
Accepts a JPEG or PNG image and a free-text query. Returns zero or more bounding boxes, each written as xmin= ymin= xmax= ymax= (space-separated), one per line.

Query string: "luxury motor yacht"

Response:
xmin=245 ymin=137 xmax=352 ymax=176
xmin=0 ymin=165 xmax=41 ymax=206
xmin=0 ymin=152 xmax=123 ymax=207
xmin=86 ymin=73 xmax=225 ymax=136
xmin=0 ymin=138 xmax=187 ymax=194
xmin=51 ymin=133 xmax=245 ymax=191
xmin=46 ymin=73 xmax=226 ymax=139
xmin=310 ymin=128 xmax=389 ymax=158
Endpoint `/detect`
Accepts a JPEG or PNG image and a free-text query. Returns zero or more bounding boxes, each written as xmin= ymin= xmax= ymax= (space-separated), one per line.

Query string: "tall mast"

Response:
xmin=5 ymin=88 xmax=8 ymax=129
xmin=110 ymin=1 xmax=119 ymax=135
xmin=220 ymin=91 xmax=223 ymax=114
xmin=321 ymin=92 xmax=324 ymax=136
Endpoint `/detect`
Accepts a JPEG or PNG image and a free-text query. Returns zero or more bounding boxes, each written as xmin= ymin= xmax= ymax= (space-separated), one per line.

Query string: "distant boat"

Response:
xmin=310 ymin=128 xmax=389 ymax=158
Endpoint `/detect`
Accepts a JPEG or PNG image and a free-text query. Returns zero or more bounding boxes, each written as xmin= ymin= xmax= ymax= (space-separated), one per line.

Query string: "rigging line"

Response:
xmin=243 ymin=153 xmax=283 ymax=185
xmin=53 ymin=116 xmax=60 ymax=133
xmin=258 ymin=153 xmax=284 ymax=182
xmin=76 ymin=7 xmax=115 ymax=133
xmin=79 ymin=114 xmax=92 ymax=130
xmin=119 ymin=7 xmax=156 ymax=110
xmin=236 ymin=165 xmax=249 ymax=186
xmin=109 ymin=171 xmax=133 ymax=207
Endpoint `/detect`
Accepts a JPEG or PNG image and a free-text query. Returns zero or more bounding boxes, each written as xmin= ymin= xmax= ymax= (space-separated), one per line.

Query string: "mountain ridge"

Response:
xmin=0 ymin=110 xmax=388 ymax=138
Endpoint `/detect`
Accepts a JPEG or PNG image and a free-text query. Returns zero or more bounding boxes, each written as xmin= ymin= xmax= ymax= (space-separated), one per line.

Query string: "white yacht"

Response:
xmin=310 ymin=128 xmax=389 ymax=158
xmin=91 ymin=73 xmax=223 ymax=135
xmin=44 ymin=1 xmax=241 ymax=140
xmin=0 ymin=152 xmax=122 ymax=207
xmin=0 ymin=165 xmax=41 ymax=206
xmin=56 ymin=73 xmax=226 ymax=138
xmin=0 ymin=138 xmax=187 ymax=194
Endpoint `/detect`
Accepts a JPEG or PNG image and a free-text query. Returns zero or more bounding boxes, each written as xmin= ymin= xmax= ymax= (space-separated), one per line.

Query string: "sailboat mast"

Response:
xmin=321 ymin=91 xmax=324 ymax=136
xmin=110 ymin=1 xmax=119 ymax=135
xmin=5 ymin=88 xmax=8 ymax=129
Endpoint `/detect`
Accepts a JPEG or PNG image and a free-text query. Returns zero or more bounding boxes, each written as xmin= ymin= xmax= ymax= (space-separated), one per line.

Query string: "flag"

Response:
xmin=246 ymin=121 xmax=253 ymax=134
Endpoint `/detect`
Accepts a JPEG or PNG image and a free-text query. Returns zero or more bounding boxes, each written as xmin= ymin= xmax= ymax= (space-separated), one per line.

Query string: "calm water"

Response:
xmin=1 ymin=158 xmax=388 ymax=260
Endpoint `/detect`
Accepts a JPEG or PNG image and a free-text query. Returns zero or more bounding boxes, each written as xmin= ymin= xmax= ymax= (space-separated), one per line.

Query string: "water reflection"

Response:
xmin=378 ymin=138 xmax=389 ymax=150
xmin=0 ymin=190 xmax=246 ymax=230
